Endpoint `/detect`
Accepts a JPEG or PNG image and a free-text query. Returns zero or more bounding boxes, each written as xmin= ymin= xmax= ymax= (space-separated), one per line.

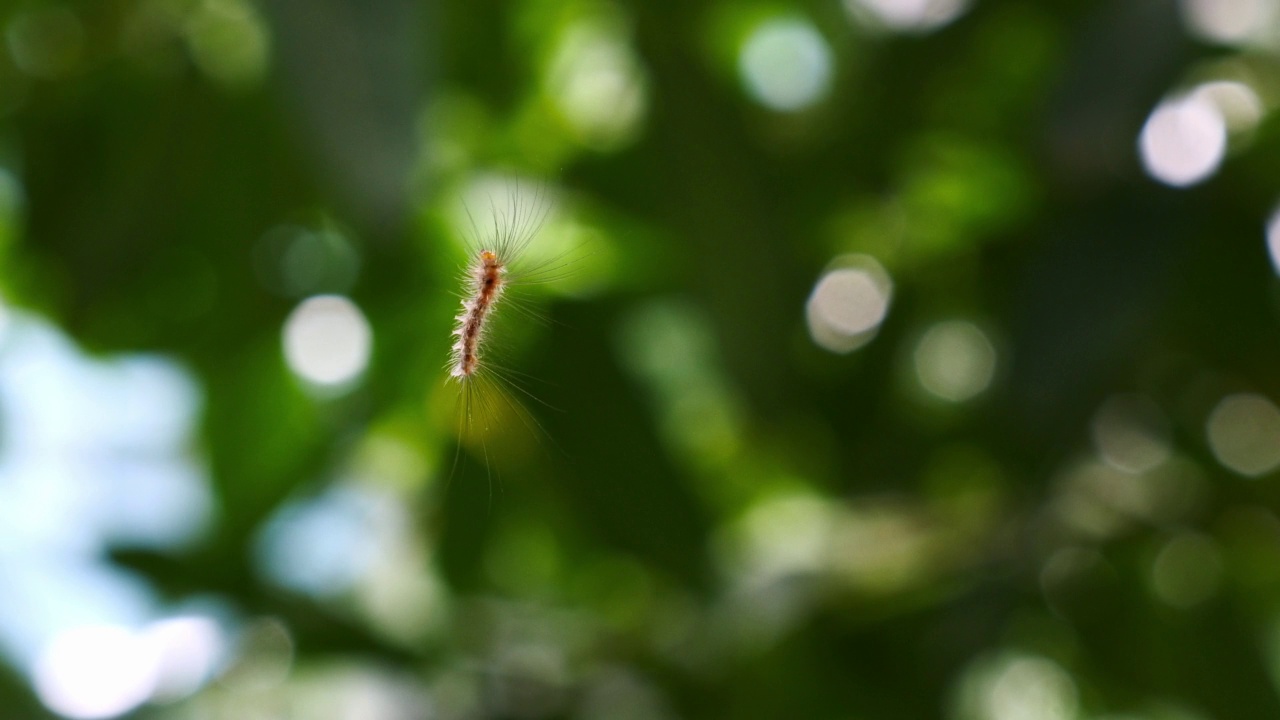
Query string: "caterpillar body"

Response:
xmin=450 ymin=249 xmax=506 ymax=381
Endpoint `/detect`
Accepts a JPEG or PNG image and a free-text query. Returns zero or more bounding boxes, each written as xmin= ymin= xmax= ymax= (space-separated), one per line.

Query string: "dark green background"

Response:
xmin=3 ymin=0 xmax=1280 ymax=718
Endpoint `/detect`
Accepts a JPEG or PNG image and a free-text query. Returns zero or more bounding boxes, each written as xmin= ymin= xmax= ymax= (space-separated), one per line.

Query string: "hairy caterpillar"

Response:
xmin=444 ymin=179 xmax=579 ymax=468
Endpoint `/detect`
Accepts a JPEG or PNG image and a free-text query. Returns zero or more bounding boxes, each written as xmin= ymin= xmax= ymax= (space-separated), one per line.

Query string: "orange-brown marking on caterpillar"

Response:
xmin=450 ymin=250 xmax=506 ymax=379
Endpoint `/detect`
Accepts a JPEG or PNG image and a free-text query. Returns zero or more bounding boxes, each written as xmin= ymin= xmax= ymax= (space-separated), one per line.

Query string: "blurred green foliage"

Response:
xmin=5 ymin=0 xmax=1280 ymax=719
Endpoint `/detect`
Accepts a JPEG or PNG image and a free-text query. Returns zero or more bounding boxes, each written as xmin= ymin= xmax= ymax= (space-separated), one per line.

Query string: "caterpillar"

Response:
xmin=444 ymin=178 xmax=579 ymax=458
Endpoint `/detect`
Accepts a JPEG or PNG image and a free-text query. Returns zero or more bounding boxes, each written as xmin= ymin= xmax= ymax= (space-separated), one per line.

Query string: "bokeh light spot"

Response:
xmin=806 ymin=259 xmax=893 ymax=354
xmin=34 ymin=624 xmax=158 ymax=719
xmin=1091 ymin=395 xmax=1172 ymax=474
xmin=739 ymin=18 xmax=833 ymax=112
xmin=256 ymin=485 xmax=394 ymax=597
xmin=955 ymin=653 xmax=1078 ymax=720
xmin=1179 ymin=0 xmax=1275 ymax=45
xmin=985 ymin=656 xmax=1077 ymax=720
xmin=1139 ymin=94 xmax=1227 ymax=187
xmin=1264 ymin=205 xmax=1280 ymax=276
xmin=731 ymin=494 xmax=835 ymax=585
xmin=1193 ymin=80 xmax=1265 ymax=133
xmin=282 ymin=295 xmax=372 ymax=387
xmin=1206 ymin=393 xmax=1280 ymax=477
xmin=184 ymin=0 xmax=270 ymax=89
xmin=846 ymin=0 xmax=971 ymax=33
xmin=143 ymin=616 xmax=226 ymax=702
xmin=547 ymin=19 xmax=648 ymax=150
xmin=913 ymin=320 xmax=996 ymax=402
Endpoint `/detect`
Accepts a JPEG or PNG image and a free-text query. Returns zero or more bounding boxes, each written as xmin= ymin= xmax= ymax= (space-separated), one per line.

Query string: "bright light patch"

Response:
xmin=1206 ymin=393 xmax=1280 ymax=477
xmin=1265 ymin=206 xmax=1280 ymax=276
xmin=143 ymin=616 xmax=225 ymax=702
xmin=1052 ymin=455 xmax=1205 ymax=539
xmin=0 ymin=327 xmax=212 ymax=554
xmin=811 ymin=270 xmax=887 ymax=334
xmin=255 ymin=485 xmax=394 ymax=597
xmin=448 ymin=174 xmax=607 ymax=296
xmin=955 ymin=653 xmax=1078 ymax=720
xmin=913 ymin=320 xmax=996 ymax=402
xmin=806 ymin=259 xmax=893 ymax=354
xmin=1193 ymin=80 xmax=1265 ymax=133
xmin=449 ymin=175 xmax=574 ymax=277
xmin=547 ymin=19 xmax=648 ymax=150
xmin=34 ymin=624 xmax=158 ymax=719
xmin=1150 ymin=533 xmax=1223 ymax=608
xmin=1179 ymin=0 xmax=1275 ymax=45
xmin=731 ymin=494 xmax=835 ymax=586
xmin=284 ymin=661 xmax=435 ymax=720
xmin=0 ymin=290 xmax=13 ymax=344
xmin=846 ymin=0 xmax=971 ymax=33
xmin=1139 ymin=94 xmax=1227 ymax=187
xmin=0 ymin=315 xmax=218 ymax=690
xmin=1091 ymin=395 xmax=1172 ymax=474
xmin=1052 ymin=462 xmax=1128 ymax=539
xmin=739 ymin=18 xmax=833 ymax=112
xmin=282 ymin=295 xmax=372 ymax=387
xmin=983 ymin=656 xmax=1077 ymax=720
xmin=826 ymin=505 xmax=936 ymax=593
